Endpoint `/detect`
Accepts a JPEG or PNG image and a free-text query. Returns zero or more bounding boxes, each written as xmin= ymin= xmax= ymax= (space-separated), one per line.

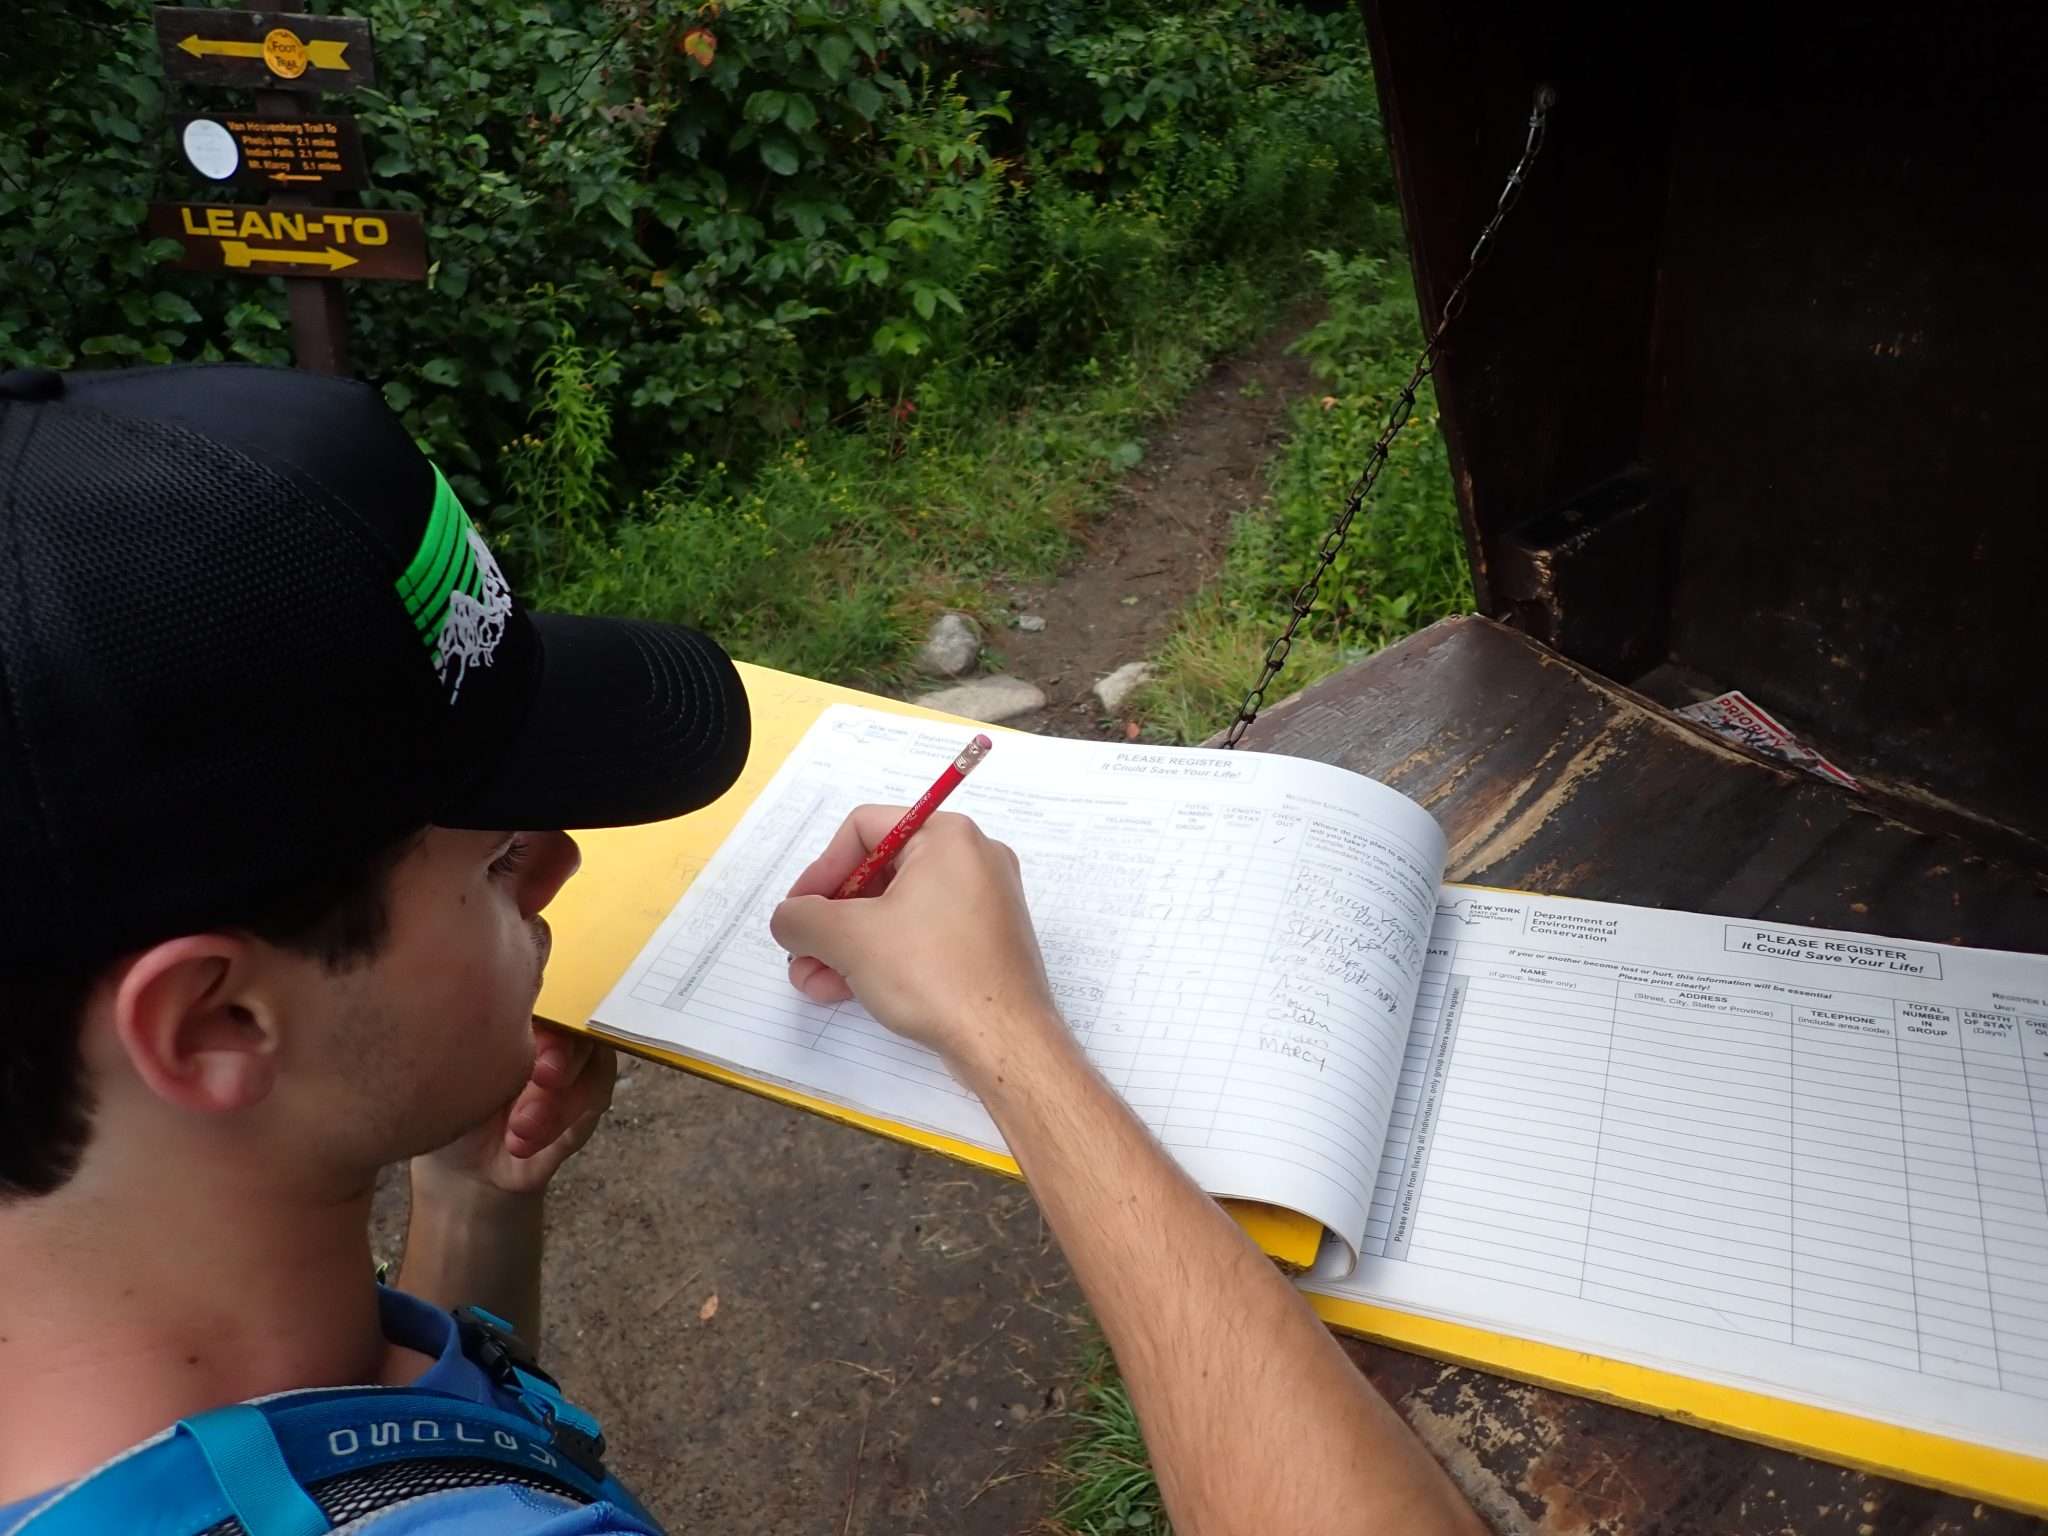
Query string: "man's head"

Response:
xmin=0 ymin=364 xmax=749 ymax=1200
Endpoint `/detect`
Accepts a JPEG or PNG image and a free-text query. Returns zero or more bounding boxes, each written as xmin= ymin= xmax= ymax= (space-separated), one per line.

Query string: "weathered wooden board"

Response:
xmin=1227 ymin=615 xmax=2048 ymax=1533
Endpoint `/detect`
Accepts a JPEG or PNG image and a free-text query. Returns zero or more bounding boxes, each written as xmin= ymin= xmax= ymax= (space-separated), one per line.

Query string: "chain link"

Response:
xmin=1222 ymin=86 xmax=1555 ymax=749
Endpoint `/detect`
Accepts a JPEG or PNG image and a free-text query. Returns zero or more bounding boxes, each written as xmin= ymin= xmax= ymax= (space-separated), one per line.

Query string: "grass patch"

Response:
xmin=1141 ymin=250 xmax=1473 ymax=742
xmin=519 ymin=258 xmax=1306 ymax=683
xmin=1051 ymin=1344 xmax=1172 ymax=1536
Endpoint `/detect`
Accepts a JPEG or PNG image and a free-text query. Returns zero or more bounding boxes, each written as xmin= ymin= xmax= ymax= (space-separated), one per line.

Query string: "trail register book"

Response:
xmin=538 ymin=669 xmax=2048 ymax=1511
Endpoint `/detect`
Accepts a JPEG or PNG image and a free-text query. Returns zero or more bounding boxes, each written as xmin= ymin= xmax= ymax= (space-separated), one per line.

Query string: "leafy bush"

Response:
xmin=7 ymin=2 xmax=1398 ymax=680
xmin=4 ymin=1 xmax=1380 ymax=515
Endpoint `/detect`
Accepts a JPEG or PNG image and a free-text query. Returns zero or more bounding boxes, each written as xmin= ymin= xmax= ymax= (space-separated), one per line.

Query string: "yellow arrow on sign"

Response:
xmin=176 ymin=34 xmax=351 ymax=69
xmin=269 ymin=172 xmax=323 ymax=183
xmin=219 ymin=240 xmax=357 ymax=272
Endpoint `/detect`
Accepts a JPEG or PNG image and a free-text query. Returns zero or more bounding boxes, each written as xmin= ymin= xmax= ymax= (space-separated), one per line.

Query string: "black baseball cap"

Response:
xmin=0 ymin=363 xmax=750 ymax=973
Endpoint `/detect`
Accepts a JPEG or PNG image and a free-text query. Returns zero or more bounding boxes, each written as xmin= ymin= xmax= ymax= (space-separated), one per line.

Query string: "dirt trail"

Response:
xmin=987 ymin=310 xmax=1318 ymax=738
xmin=371 ymin=314 xmax=1327 ymax=1535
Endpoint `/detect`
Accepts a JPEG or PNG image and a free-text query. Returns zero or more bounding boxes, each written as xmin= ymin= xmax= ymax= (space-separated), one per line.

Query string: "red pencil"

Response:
xmin=834 ymin=733 xmax=994 ymax=899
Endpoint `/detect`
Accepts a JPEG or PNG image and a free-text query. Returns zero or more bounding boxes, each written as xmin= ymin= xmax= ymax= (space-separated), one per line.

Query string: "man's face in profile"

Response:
xmin=277 ymin=828 xmax=583 ymax=1175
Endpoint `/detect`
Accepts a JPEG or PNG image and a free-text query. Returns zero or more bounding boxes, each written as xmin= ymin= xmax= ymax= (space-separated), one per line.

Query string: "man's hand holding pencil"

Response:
xmin=770 ymin=801 xmax=1062 ymax=1078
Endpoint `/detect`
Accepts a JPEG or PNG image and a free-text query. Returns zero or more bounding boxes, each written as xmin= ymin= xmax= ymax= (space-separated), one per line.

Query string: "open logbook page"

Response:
xmin=595 ymin=705 xmax=1449 ymax=1263
xmin=1306 ymin=887 xmax=2048 ymax=1463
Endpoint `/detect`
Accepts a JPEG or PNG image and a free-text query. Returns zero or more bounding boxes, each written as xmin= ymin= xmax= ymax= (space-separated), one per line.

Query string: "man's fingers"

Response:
xmin=505 ymin=1078 xmax=561 ymax=1153
xmin=770 ymin=889 xmax=887 ymax=972
xmin=788 ymin=952 xmax=854 ymax=1005
xmin=531 ymin=1025 xmax=594 ymax=1090
xmin=783 ymin=804 xmax=911 ymax=899
xmin=507 ymin=1033 xmax=615 ymax=1158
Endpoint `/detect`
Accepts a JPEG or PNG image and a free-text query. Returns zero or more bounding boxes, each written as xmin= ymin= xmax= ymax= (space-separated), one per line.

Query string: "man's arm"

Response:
xmin=397 ymin=1173 xmax=547 ymax=1343
xmin=772 ymin=809 xmax=1482 ymax=1536
xmin=398 ymin=1028 xmax=617 ymax=1348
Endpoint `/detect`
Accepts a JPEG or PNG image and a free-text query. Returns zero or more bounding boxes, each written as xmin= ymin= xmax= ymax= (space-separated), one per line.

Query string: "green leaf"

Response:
xmin=421 ymin=358 xmax=463 ymax=387
xmin=382 ymin=380 xmax=415 ymax=413
xmin=150 ymin=292 xmax=201 ymax=325
xmin=744 ymin=90 xmax=789 ymax=125
xmin=845 ymin=78 xmax=883 ymax=120
xmin=782 ymin=200 xmax=827 ymax=238
xmin=758 ymin=137 xmax=800 ymax=176
xmin=813 ymin=34 xmax=854 ymax=80
xmin=872 ymin=319 xmax=926 ymax=356
xmin=91 ymin=111 xmax=141 ymax=144
xmin=782 ymin=93 xmax=818 ymax=134
xmin=913 ymin=286 xmax=936 ymax=320
xmin=80 ymin=334 xmax=141 ymax=356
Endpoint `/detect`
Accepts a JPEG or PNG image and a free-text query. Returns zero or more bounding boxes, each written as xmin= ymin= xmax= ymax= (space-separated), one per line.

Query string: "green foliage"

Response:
xmin=0 ymin=2 xmax=294 ymax=369
xmin=6 ymin=1 xmax=1394 ymax=680
xmin=1053 ymin=1345 xmax=1171 ymax=1536
xmin=5 ymin=1 xmax=1379 ymax=501
xmin=1143 ymin=246 xmax=1475 ymax=743
xmin=535 ymin=253 xmax=1272 ymax=680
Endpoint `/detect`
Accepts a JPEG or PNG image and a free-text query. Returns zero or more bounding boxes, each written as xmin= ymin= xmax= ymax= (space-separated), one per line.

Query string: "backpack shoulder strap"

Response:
xmin=179 ymin=1403 xmax=329 ymax=1536
xmin=6 ymin=1307 xmax=661 ymax=1535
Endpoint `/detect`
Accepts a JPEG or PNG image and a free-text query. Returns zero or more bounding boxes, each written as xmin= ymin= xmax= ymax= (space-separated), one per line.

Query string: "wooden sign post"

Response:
xmin=150 ymin=1 xmax=423 ymax=376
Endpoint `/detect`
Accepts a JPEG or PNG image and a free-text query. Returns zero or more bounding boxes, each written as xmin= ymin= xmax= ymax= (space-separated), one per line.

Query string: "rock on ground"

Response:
xmin=1092 ymin=661 xmax=1154 ymax=715
xmin=915 ymin=674 xmax=1046 ymax=723
xmin=914 ymin=612 xmax=982 ymax=677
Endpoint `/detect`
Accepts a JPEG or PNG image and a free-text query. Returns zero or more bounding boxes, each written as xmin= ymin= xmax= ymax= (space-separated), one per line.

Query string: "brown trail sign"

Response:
xmin=148 ymin=203 xmax=426 ymax=282
xmin=171 ymin=113 xmax=369 ymax=192
xmin=149 ymin=2 xmax=417 ymax=373
xmin=155 ymin=8 xmax=376 ymax=92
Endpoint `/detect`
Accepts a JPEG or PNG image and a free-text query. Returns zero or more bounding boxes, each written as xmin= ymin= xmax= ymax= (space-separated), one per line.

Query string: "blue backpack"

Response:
xmin=1 ymin=1291 xmax=664 ymax=1535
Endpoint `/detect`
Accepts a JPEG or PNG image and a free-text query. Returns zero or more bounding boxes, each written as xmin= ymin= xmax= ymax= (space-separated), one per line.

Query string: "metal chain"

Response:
xmin=1223 ymin=85 xmax=1556 ymax=748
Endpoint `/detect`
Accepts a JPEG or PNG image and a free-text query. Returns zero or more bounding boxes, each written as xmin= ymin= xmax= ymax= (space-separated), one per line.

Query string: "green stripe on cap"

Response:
xmin=397 ymin=465 xmax=468 ymax=619
xmin=396 ymin=463 xmax=515 ymax=703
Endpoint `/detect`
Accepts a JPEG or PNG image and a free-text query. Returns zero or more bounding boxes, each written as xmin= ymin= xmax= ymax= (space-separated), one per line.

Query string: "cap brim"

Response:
xmin=436 ymin=613 xmax=750 ymax=831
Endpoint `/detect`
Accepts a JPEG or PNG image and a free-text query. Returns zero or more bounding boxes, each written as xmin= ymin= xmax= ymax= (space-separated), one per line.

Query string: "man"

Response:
xmin=0 ymin=364 xmax=1479 ymax=1534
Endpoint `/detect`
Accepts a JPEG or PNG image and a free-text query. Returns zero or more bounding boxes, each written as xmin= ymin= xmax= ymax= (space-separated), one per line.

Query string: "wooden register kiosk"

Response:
xmin=1222 ymin=3 xmax=2047 ymax=1527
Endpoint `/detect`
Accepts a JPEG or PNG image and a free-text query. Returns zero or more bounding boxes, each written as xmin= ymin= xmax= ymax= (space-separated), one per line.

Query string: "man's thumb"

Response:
xmin=770 ymin=892 xmax=879 ymax=969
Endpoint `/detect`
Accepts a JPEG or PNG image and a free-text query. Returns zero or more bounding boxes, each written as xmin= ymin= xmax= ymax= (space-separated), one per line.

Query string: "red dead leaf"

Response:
xmin=679 ymin=27 xmax=717 ymax=68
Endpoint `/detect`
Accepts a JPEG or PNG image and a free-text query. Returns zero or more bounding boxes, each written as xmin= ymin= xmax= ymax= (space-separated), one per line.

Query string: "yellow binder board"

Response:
xmin=533 ymin=661 xmax=1324 ymax=1270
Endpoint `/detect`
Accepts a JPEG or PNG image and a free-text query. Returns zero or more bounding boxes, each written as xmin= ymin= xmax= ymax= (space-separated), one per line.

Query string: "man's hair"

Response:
xmin=0 ymin=831 xmax=422 ymax=1200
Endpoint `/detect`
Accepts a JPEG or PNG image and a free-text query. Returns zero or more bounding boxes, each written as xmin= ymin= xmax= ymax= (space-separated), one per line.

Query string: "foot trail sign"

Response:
xmin=155 ymin=8 xmax=376 ymax=91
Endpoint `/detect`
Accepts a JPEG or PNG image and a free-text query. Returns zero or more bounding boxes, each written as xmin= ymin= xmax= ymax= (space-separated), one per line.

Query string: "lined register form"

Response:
xmin=1312 ymin=888 xmax=2048 ymax=1459
xmin=586 ymin=700 xmax=2046 ymax=1462
xmin=594 ymin=703 xmax=1449 ymax=1269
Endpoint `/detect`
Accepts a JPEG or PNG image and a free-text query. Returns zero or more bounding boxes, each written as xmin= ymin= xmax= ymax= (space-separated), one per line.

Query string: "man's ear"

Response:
xmin=109 ymin=936 xmax=283 ymax=1115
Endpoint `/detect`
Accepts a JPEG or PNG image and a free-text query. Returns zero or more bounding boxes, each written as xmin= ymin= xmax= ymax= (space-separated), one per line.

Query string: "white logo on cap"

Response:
xmin=432 ymin=528 xmax=511 ymax=704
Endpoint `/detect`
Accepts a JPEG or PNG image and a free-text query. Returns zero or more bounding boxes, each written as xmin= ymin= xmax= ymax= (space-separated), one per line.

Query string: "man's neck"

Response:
xmin=0 ymin=1146 xmax=412 ymax=1507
